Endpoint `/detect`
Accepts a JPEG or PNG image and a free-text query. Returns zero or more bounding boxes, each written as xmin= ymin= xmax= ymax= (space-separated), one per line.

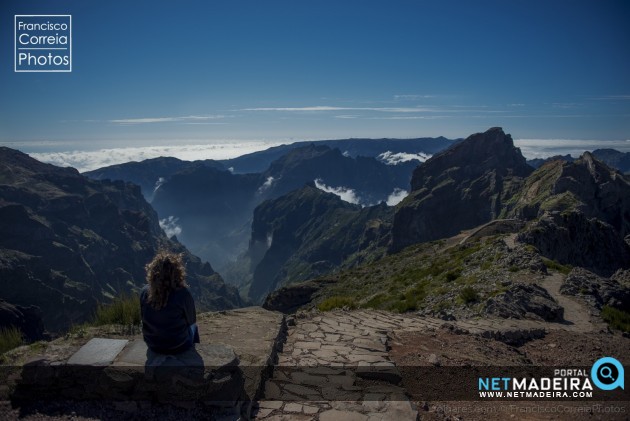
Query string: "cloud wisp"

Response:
xmin=314 ymin=179 xmax=361 ymax=205
xmin=159 ymin=216 xmax=182 ymax=238
xmin=386 ymin=188 xmax=409 ymax=206
xmin=378 ymin=151 xmax=432 ymax=165
xmin=257 ymin=176 xmax=276 ymax=194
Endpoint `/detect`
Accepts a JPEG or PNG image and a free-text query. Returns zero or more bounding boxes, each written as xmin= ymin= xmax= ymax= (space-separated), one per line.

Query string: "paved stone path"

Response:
xmin=255 ymin=311 xmax=419 ymax=420
xmin=254 ymin=298 xmax=605 ymax=420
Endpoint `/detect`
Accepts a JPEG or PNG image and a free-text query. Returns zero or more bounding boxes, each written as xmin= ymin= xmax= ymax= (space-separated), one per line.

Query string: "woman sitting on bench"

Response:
xmin=141 ymin=251 xmax=200 ymax=354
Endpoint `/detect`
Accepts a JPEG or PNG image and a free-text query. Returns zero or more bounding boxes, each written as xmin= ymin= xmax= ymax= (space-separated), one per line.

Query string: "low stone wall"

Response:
xmin=13 ymin=341 xmax=244 ymax=406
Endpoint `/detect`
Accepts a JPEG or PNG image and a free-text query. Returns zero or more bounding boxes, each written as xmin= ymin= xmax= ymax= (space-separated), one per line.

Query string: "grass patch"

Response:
xmin=541 ymin=257 xmax=571 ymax=275
xmin=93 ymin=293 xmax=141 ymax=326
xmin=0 ymin=326 xmax=23 ymax=355
xmin=601 ymin=305 xmax=630 ymax=333
xmin=318 ymin=296 xmax=357 ymax=311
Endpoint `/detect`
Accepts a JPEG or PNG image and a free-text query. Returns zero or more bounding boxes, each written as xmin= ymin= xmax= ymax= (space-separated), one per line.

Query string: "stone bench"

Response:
xmin=14 ymin=338 xmax=243 ymax=406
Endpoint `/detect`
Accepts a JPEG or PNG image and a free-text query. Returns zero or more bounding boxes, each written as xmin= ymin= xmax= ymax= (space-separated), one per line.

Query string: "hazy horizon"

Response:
xmin=4 ymin=135 xmax=627 ymax=173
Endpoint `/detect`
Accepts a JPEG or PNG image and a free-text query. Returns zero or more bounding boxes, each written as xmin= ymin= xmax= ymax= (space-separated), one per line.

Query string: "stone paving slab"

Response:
xmin=66 ymin=338 xmax=128 ymax=367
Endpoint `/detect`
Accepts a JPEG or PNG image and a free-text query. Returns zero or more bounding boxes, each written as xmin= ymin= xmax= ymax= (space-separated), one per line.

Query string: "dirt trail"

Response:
xmin=540 ymin=272 xmax=595 ymax=333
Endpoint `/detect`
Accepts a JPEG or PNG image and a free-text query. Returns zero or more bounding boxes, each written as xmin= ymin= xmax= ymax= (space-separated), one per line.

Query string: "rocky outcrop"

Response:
xmin=507 ymin=153 xmax=630 ymax=233
xmin=561 ymin=268 xmax=630 ymax=312
xmin=263 ymin=279 xmax=335 ymax=313
xmin=527 ymin=149 xmax=630 ymax=174
xmin=517 ymin=212 xmax=630 ymax=276
xmin=508 ymin=153 xmax=630 ymax=275
xmin=392 ymin=127 xmax=532 ymax=251
xmin=0 ymin=147 xmax=243 ymax=332
xmin=0 ymin=299 xmax=46 ymax=341
xmin=485 ymin=283 xmax=564 ymax=322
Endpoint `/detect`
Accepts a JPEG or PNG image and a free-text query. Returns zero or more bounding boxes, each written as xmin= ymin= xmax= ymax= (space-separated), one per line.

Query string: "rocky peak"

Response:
xmin=409 ymin=127 xmax=530 ymax=191
xmin=392 ymin=128 xmax=532 ymax=251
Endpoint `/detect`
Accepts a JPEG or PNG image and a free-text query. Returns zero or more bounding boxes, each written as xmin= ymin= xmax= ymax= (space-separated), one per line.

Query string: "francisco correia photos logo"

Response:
xmin=14 ymin=15 xmax=72 ymax=72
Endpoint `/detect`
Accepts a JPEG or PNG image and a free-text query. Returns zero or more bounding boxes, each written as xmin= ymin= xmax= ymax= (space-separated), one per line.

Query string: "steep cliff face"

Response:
xmin=246 ymin=184 xmax=393 ymax=303
xmin=391 ymin=127 xmax=532 ymax=251
xmin=0 ymin=148 xmax=242 ymax=332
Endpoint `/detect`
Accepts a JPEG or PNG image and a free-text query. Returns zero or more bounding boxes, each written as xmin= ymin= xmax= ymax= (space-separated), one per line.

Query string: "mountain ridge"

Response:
xmin=0 ymin=147 xmax=243 ymax=332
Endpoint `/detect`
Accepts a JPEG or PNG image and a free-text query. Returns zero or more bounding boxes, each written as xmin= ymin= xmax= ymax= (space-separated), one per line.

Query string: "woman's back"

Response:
xmin=140 ymin=251 xmax=198 ymax=354
xmin=140 ymin=284 xmax=196 ymax=354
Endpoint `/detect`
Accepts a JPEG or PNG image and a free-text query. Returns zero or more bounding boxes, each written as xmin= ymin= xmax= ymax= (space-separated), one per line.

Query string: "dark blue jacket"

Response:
xmin=140 ymin=285 xmax=196 ymax=354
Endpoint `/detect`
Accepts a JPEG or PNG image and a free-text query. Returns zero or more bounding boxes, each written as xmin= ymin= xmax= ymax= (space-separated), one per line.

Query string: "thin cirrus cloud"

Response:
xmin=108 ymin=115 xmax=229 ymax=124
xmin=240 ymin=106 xmax=441 ymax=113
xmin=589 ymin=95 xmax=630 ymax=101
xmin=240 ymin=105 xmax=507 ymax=115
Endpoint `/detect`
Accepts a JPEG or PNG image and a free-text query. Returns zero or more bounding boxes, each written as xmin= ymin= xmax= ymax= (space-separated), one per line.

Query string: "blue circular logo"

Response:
xmin=591 ymin=357 xmax=624 ymax=391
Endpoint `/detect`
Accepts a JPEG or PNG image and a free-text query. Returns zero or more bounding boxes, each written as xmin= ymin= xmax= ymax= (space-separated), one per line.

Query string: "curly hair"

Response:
xmin=145 ymin=251 xmax=188 ymax=310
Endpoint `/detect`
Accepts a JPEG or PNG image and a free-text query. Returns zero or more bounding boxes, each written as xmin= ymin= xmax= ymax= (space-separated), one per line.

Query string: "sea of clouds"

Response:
xmin=514 ymin=139 xmax=630 ymax=159
xmin=24 ymin=138 xmax=630 ymax=174
xmin=29 ymin=141 xmax=287 ymax=173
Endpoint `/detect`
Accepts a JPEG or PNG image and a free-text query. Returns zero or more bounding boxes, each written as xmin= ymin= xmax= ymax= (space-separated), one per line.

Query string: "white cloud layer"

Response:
xmin=159 ymin=216 xmax=182 ymax=238
xmin=30 ymin=141 xmax=286 ymax=172
xmin=378 ymin=151 xmax=432 ymax=165
xmin=314 ymin=179 xmax=361 ymax=205
xmin=386 ymin=188 xmax=409 ymax=206
xmin=514 ymin=139 xmax=630 ymax=159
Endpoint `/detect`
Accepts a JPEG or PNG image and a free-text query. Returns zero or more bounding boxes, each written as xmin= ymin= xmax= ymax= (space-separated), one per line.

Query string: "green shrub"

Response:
xmin=363 ymin=293 xmax=387 ymax=309
xmin=445 ymin=271 xmax=460 ymax=282
xmin=93 ymin=293 xmax=141 ymax=326
xmin=459 ymin=286 xmax=479 ymax=304
xmin=0 ymin=326 xmax=23 ymax=354
xmin=390 ymin=299 xmax=417 ymax=313
xmin=601 ymin=305 xmax=630 ymax=333
xmin=317 ymin=296 xmax=357 ymax=312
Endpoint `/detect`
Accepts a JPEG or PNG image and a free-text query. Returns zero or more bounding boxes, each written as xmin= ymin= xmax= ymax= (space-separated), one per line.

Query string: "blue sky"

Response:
xmin=1 ymin=0 xmax=629 ymax=156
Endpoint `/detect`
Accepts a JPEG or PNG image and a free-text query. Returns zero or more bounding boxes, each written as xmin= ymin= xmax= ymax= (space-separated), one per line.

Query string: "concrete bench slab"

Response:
xmin=66 ymin=338 xmax=128 ymax=367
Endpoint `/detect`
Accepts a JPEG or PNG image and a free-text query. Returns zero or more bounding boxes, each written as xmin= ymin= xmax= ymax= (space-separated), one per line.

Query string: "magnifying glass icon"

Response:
xmin=600 ymin=366 xmax=615 ymax=381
